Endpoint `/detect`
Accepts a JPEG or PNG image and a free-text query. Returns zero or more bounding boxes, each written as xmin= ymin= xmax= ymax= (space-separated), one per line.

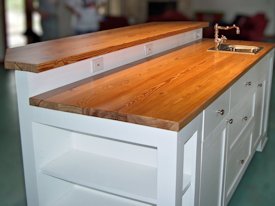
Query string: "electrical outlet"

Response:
xmin=195 ymin=30 xmax=201 ymax=40
xmin=144 ymin=44 xmax=153 ymax=56
xmin=91 ymin=57 xmax=104 ymax=73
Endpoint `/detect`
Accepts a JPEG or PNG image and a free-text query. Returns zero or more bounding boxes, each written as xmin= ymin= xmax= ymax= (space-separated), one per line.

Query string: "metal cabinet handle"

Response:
xmin=245 ymin=81 xmax=252 ymax=86
xmin=217 ymin=109 xmax=225 ymax=116
xmin=258 ymin=83 xmax=263 ymax=87
xmin=242 ymin=116 xmax=248 ymax=121
xmin=227 ymin=119 xmax=234 ymax=124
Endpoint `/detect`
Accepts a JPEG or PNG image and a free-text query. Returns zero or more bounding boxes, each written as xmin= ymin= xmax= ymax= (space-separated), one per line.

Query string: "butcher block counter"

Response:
xmin=5 ymin=22 xmax=275 ymax=206
xmin=5 ymin=22 xmax=208 ymax=72
xmin=28 ymin=39 xmax=274 ymax=131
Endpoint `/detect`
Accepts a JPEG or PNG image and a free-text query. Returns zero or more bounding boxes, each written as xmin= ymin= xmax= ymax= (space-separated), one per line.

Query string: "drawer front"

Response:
xmin=226 ymin=121 xmax=253 ymax=196
xmin=227 ymin=93 xmax=254 ymax=149
xmin=230 ymin=68 xmax=257 ymax=109
xmin=204 ymin=89 xmax=230 ymax=139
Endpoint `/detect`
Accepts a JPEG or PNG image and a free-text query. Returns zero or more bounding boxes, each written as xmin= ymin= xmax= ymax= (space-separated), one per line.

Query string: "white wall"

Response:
xmin=191 ymin=0 xmax=275 ymax=35
xmin=0 ymin=2 xmax=5 ymax=61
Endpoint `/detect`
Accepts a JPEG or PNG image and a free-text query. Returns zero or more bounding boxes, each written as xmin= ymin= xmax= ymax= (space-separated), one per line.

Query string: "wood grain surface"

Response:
xmin=30 ymin=39 xmax=274 ymax=131
xmin=5 ymin=22 xmax=208 ymax=73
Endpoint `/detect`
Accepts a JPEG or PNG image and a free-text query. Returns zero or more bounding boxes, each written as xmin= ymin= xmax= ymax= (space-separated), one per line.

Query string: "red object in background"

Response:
xmin=239 ymin=13 xmax=268 ymax=41
xmin=99 ymin=16 xmax=129 ymax=31
xmin=200 ymin=12 xmax=268 ymax=41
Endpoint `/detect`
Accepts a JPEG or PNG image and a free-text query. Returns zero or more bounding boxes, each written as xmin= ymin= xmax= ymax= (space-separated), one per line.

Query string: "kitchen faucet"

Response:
xmin=214 ymin=23 xmax=240 ymax=50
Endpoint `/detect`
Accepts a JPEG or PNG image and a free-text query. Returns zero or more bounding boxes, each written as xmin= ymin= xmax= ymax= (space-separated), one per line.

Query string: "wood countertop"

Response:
xmin=4 ymin=22 xmax=208 ymax=73
xmin=30 ymin=39 xmax=274 ymax=131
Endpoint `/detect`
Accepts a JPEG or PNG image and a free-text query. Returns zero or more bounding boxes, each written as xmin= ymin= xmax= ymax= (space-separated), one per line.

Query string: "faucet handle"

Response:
xmin=221 ymin=35 xmax=227 ymax=40
xmin=221 ymin=35 xmax=227 ymax=44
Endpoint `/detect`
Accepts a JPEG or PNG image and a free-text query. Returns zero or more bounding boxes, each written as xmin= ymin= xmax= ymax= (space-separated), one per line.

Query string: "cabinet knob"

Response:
xmin=258 ymin=83 xmax=263 ymax=87
xmin=217 ymin=109 xmax=225 ymax=116
xmin=242 ymin=116 xmax=248 ymax=121
xmin=227 ymin=119 xmax=234 ymax=124
xmin=245 ymin=81 xmax=252 ymax=86
xmin=240 ymin=159 xmax=245 ymax=165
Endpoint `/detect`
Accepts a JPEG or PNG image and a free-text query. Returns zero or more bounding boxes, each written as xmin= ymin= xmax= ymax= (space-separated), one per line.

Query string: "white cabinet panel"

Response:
xmin=204 ymin=89 xmax=230 ymax=139
xmin=200 ymin=122 xmax=226 ymax=206
xmin=225 ymin=121 xmax=253 ymax=200
xmin=253 ymin=80 xmax=266 ymax=149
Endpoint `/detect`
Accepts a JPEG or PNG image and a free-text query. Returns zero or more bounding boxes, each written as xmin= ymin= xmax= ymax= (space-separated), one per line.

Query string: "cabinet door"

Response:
xmin=199 ymin=123 xmax=226 ymax=206
xmin=253 ymin=80 xmax=265 ymax=148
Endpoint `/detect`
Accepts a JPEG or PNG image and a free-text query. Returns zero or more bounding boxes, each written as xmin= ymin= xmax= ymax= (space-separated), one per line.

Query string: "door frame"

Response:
xmin=0 ymin=0 xmax=7 ymax=62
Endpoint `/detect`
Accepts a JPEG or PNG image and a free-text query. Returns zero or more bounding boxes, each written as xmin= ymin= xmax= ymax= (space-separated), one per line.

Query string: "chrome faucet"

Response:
xmin=214 ymin=23 xmax=240 ymax=50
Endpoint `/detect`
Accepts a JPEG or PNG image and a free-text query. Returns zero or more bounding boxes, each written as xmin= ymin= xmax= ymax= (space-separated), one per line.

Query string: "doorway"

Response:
xmin=5 ymin=0 xmax=27 ymax=47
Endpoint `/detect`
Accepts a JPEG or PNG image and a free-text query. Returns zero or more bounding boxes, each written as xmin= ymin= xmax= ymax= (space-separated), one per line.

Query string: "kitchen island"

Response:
xmin=5 ymin=22 xmax=274 ymax=206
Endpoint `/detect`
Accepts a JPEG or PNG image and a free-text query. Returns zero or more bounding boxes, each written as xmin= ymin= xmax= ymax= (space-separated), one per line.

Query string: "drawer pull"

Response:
xmin=240 ymin=159 xmax=245 ymax=165
xmin=242 ymin=116 xmax=248 ymax=121
xmin=245 ymin=81 xmax=252 ymax=86
xmin=217 ymin=109 xmax=225 ymax=116
xmin=258 ymin=83 xmax=263 ymax=87
xmin=227 ymin=119 xmax=234 ymax=124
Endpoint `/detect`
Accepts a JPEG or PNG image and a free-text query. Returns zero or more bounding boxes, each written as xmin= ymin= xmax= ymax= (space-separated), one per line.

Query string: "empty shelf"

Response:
xmin=42 ymin=150 xmax=157 ymax=204
xmin=52 ymin=186 xmax=153 ymax=206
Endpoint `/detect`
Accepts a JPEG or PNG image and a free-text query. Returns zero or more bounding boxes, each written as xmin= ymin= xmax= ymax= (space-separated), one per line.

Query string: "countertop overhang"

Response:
xmin=4 ymin=22 xmax=208 ymax=73
xmin=29 ymin=39 xmax=274 ymax=131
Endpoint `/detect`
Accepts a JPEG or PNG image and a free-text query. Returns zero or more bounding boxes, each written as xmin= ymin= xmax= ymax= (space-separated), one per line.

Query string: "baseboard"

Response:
xmin=256 ymin=136 xmax=268 ymax=152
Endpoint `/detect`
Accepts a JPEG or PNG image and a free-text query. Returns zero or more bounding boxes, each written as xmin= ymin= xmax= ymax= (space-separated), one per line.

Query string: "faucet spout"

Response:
xmin=214 ymin=23 xmax=240 ymax=50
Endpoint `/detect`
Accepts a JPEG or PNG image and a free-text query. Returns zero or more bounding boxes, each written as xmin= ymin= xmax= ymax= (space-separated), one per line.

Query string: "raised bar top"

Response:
xmin=5 ymin=22 xmax=208 ymax=73
xmin=29 ymin=39 xmax=274 ymax=131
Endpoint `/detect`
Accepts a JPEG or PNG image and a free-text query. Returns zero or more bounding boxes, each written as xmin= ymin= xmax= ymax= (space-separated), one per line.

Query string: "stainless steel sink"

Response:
xmin=208 ymin=44 xmax=263 ymax=55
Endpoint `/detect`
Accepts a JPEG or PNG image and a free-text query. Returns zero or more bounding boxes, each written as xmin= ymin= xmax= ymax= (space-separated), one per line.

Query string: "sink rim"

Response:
xmin=207 ymin=44 xmax=263 ymax=55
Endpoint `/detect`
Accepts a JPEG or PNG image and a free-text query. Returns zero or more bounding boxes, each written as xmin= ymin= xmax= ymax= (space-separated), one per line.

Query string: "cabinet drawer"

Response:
xmin=227 ymin=93 xmax=254 ymax=149
xmin=231 ymin=68 xmax=257 ymax=109
xmin=204 ymin=89 xmax=230 ymax=139
xmin=226 ymin=121 xmax=253 ymax=196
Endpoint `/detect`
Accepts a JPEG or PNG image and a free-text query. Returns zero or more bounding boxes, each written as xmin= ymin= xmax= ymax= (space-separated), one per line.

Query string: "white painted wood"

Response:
xmin=227 ymin=92 xmax=254 ymax=150
xmin=262 ymin=51 xmax=274 ymax=137
xmin=199 ymin=120 xmax=227 ymax=206
xmin=204 ymin=89 xmax=230 ymax=139
xmin=225 ymin=120 xmax=254 ymax=204
xmin=15 ymin=71 xmax=39 ymax=206
xmin=181 ymin=113 xmax=202 ymax=206
xmin=31 ymin=106 xmax=177 ymax=147
xmin=72 ymin=132 xmax=157 ymax=167
xmin=156 ymin=113 xmax=202 ymax=206
xmin=230 ymin=64 xmax=257 ymax=110
xmin=52 ymin=185 xmax=153 ymax=206
xmin=225 ymin=120 xmax=253 ymax=199
xmin=182 ymin=174 xmax=192 ymax=196
xmin=27 ymin=29 xmax=202 ymax=96
xmin=252 ymin=80 xmax=266 ymax=149
xmin=41 ymin=149 xmax=157 ymax=204
xmin=156 ymin=134 xmax=180 ymax=206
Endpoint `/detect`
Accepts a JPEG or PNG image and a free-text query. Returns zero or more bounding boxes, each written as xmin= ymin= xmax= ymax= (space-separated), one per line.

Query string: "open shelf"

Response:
xmin=41 ymin=149 xmax=157 ymax=204
xmin=52 ymin=186 xmax=153 ymax=206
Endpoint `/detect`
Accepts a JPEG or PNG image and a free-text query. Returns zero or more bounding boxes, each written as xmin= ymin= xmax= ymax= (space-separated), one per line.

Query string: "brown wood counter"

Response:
xmin=30 ymin=39 xmax=274 ymax=131
xmin=5 ymin=22 xmax=208 ymax=73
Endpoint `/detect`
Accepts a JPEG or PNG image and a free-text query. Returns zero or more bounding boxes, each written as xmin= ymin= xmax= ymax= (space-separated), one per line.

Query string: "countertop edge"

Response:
xmin=5 ymin=22 xmax=209 ymax=73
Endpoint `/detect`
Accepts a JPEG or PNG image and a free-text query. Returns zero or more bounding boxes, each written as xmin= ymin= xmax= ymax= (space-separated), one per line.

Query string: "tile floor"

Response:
xmin=0 ymin=63 xmax=274 ymax=206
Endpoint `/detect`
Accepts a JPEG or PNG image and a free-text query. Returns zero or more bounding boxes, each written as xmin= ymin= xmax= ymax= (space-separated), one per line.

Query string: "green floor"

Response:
xmin=0 ymin=64 xmax=274 ymax=206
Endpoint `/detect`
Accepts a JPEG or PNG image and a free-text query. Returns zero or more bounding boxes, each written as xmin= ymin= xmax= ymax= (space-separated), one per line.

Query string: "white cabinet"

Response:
xmin=199 ymin=50 xmax=274 ymax=206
